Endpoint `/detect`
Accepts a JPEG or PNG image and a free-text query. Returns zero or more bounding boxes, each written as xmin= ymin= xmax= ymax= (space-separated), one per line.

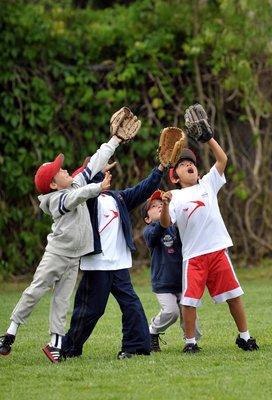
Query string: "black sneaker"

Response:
xmin=42 ymin=344 xmax=65 ymax=363
xmin=183 ymin=343 xmax=201 ymax=353
xmin=235 ymin=336 xmax=259 ymax=351
xmin=117 ymin=351 xmax=135 ymax=360
xmin=150 ymin=333 xmax=167 ymax=352
xmin=0 ymin=334 xmax=15 ymax=356
xmin=150 ymin=334 xmax=161 ymax=352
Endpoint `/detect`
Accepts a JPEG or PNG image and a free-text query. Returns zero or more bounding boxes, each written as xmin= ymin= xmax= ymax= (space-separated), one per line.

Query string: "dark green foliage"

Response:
xmin=1 ymin=0 xmax=272 ymax=276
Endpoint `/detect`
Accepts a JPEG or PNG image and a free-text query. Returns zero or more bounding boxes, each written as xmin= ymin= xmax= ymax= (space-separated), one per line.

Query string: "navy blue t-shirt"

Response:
xmin=143 ymin=222 xmax=183 ymax=294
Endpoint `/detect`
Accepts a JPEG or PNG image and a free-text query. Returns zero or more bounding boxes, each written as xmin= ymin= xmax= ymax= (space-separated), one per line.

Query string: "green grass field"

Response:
xmin=0 ymin=266 xmax=271 ymax=400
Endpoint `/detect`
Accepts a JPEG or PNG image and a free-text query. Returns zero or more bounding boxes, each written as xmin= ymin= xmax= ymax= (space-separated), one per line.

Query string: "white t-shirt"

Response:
xmin=169 ymin=165 xmax=233 ymax=261
xmin=80 ymin=193 xmax=132 ymax=271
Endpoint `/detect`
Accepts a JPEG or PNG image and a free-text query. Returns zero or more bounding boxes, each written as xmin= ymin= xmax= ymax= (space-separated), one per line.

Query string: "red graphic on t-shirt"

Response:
xmin=188 ymin=200 xmax=205 ymax=220
xmin=99 ymin=210 xmax=119 ymax=233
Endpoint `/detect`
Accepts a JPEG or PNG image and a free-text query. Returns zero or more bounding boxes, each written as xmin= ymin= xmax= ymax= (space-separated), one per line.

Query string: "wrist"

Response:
xmin=158 ymin=164 xmax=164 ymax=171
xmin=110 ymin=136 xmax=122 ymax=145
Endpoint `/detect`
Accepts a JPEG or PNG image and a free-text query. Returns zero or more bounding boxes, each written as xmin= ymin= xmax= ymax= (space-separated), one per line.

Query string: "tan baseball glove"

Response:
xmin=158 ymin=127 xmax=187 ymax=167
xmin=110 ymin=107 xmax=141 ymax=142
xmin=169 ymin=137 xmax=189 ymax=167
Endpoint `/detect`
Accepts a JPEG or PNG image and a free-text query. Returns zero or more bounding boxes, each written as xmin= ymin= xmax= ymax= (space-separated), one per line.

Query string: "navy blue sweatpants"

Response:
xmin=62 ymin=269 xmax=150 ymax=356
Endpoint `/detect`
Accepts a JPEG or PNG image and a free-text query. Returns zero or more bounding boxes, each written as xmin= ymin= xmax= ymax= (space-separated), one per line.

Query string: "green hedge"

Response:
xmin=1 ymin=0 xmax=272 ymax=276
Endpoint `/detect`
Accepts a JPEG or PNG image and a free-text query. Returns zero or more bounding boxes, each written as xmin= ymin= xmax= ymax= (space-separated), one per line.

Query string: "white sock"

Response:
xmin=185 ymin=337 xmax=196 ymax=345
xmin=239 ymin=331 xmax=250 ymax=341
xmin=7 ymin=321 xmax=19 ymax=336
xmin=50 ymin=334 xmax=62 ymax=349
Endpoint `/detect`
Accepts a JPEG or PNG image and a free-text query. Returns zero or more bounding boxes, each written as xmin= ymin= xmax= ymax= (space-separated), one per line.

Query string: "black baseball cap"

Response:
xmin=175 ymin=148 xmax=196 ymax=166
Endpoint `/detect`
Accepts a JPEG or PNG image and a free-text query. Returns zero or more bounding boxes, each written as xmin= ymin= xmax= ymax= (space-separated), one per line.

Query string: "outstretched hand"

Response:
xmin=101 ymin=171 xmax=112 ymax=191
xmin=102 ymin=161 xmax=117 ymax=173
xmin=162 ymin=191 xmax=172 ymax=205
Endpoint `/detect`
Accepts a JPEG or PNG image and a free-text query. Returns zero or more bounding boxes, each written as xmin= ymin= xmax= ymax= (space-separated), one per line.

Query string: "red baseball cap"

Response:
xmin=34 ymin=154 xmax=64 ymax=194
xmin=141 ymin=189 xmax=164 ymax=219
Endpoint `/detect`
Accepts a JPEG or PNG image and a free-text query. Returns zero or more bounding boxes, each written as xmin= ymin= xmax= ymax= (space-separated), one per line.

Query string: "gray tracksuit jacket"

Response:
xmin=38 ymin=136 xmax=119 ymax=258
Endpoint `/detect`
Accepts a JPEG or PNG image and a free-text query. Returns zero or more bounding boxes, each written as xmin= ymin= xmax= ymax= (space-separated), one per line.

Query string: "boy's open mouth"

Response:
xmin=187 ymin=167 xmax=194 ymax=174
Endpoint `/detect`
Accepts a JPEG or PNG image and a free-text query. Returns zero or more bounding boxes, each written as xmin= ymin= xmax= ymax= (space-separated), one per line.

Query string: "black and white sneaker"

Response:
xmin=0 ymin=334 xmax=15 ymax=356
xmin=42 ymin=344 xmax=65 ymax=363
xmin=235 ymin=336 xmax=259 ymax=351
xmin=183 ymin=343 xmax=201 ymax=354
xmin=117 ymin=351 xmax=135 ymax=360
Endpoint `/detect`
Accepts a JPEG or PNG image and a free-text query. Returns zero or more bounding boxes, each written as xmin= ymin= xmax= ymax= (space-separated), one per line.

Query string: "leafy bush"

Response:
xmin=1 ymin=0 xmax=271 ymax=276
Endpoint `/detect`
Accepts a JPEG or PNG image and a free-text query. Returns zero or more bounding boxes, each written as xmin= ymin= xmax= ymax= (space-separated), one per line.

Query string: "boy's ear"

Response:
xmin=169 ymin=167 xmax=180 ymax=184
xmin=170 ymin=172 xmax=179 ymax=184
xmin=50 ymin=181 xmax=58 ymax=190
xmin=144 ymin=216 xmax=151 ymax=224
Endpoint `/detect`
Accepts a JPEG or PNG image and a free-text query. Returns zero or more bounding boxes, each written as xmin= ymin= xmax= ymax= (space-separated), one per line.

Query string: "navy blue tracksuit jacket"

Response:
xmin=143 ymin=222 xmax=183 ymax=294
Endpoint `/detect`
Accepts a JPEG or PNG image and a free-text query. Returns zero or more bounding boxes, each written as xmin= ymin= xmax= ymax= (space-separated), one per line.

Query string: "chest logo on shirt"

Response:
xmin=187 ymin=200 xmax=205 ymax=220
xmin=99 ymin=210 xmax=119 ymax=233
xmin=162 ymin=234 xmax=174 ymax=248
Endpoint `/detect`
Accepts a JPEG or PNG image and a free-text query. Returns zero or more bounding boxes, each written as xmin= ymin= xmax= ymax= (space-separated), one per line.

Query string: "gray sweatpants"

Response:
xmin=149 ymin=292 xmax=202 ymax=340
xmin=11 ymin=251 xmax=79 ymax=336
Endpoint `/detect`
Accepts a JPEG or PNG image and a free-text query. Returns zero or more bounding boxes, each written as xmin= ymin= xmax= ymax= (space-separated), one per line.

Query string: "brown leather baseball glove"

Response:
xmin=158 ymin=127 xmax=187 ymax=167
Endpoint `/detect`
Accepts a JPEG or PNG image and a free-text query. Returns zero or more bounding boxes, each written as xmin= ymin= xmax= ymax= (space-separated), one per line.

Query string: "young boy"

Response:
xmin=0 ymin=135 xmax=122 ymax=362
xmin=142 ymin=189 xmax=201 ymax=352
xmin=61 ymin=164 xmax=165 ymax=360
xmin=160 ymin=142 xmax=259 ymax=353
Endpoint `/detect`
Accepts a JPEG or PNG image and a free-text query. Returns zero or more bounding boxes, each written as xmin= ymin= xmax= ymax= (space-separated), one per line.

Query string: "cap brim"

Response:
xmin=149 ymin=190 xmax=163 ymax=203
xmin=48 ymin=153 xmax=64 ymax=183
xmin=176 ymin=148 xmax=196 ymax=165
xmin=141 ymin=190 xmax=164 ymax=220
xmin=54 ymin=154 xmax=64 ymax=170
xmin=145 ymin=190 xmax=163 ymax=211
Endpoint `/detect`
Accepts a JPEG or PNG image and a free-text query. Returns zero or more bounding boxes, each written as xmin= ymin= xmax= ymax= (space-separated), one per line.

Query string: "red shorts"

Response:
xmin=181 ymin=249 xmax=244 ymax=307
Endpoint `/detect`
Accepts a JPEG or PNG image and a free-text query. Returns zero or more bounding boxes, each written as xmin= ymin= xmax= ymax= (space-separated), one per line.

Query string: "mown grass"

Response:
xmin=0 ymin=266 xmax=271 ymax=400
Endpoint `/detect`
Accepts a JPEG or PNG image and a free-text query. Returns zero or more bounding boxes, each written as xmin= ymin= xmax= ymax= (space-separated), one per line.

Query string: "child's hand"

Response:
xmin=162 ymin=191 xmax=172 ymax=205
xmin=102 ymin=161 xmax=117 ymax=174
xmin=101 ymin=171 xmax=112 ymax=191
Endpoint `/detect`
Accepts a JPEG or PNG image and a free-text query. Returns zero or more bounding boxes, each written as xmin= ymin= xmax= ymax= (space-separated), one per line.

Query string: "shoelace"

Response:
xmin=158 ymin=333 xmax=167 ymax=346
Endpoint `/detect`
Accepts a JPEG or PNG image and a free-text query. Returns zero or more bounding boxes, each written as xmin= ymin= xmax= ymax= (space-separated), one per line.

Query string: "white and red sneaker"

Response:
xmin=42 ymin=344 xmax=65 ymax=363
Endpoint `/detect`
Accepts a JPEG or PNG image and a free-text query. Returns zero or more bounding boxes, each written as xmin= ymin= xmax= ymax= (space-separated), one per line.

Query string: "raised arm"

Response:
xmin=73 ymin=136 xmax=121 ymax=188
xmin=184 ymin=104 xmax=227 ymax=176
xmin=119 ymin=165 xmax=164 ymax=211
xmin=73 ymin=107 xmax=142 ymax=187
xmin=51 ymin=172 xmax=112 ymax=217
xmin=160 ymin=191 xmax=172 ymax=228
xmin=208 ymin=138 xmax=228 ymax=176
